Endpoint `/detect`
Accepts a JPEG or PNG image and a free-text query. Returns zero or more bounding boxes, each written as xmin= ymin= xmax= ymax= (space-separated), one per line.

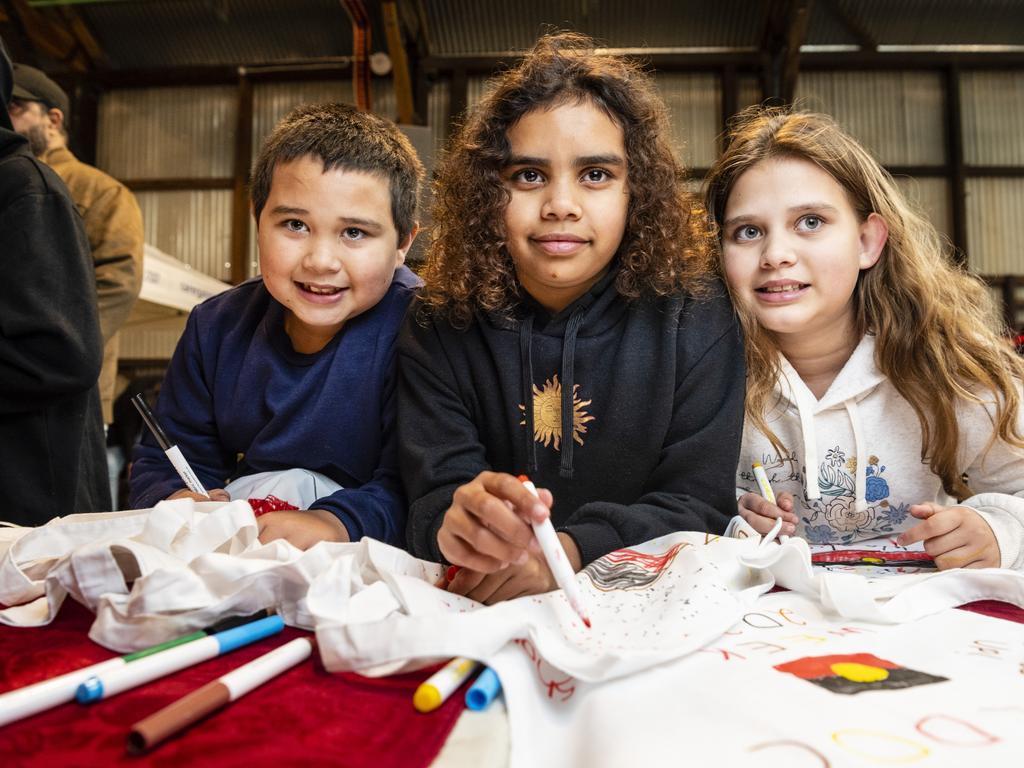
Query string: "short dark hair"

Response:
xmin=250 ymin=103 xmax=424 ymax=243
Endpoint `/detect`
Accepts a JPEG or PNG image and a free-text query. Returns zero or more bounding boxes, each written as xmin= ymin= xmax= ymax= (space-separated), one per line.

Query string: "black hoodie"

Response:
xmin=399 ymin=267 xmax=745 ymax=566
xmin=0 ymin=39 xmax=109 ymax=524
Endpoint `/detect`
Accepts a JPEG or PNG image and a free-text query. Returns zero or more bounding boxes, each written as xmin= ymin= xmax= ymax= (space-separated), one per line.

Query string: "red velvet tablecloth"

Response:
xmin=2 ymin=599 xmax=1022 ymax=767
xmin=0 ymin=601 xmax=466 ymax=768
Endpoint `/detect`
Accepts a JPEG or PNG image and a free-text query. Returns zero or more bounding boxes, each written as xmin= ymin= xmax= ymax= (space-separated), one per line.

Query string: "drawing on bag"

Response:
xmin=515 ymin=638 xmax=576 ymax=701
xmin=582 ymin=542 xmax=689 ymax=591
xmin=774 ymin=653 xmax=948 ymax=695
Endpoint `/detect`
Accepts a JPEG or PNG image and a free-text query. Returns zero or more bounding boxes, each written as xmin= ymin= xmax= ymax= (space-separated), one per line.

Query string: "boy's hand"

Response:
xmin=737 ymin=491 xmax=797 ymax=536
xmin=897 ymin=503 xmax=1000 ymax=569
xmin=446 ymin=534 xmax=581 ymax=604
xmin=257 ymin=508 xmax=350 ymax=550
xmin=166 ymin=488 xmax=230 ymax=503
xmin=438 ymin=471 xmax=552 ymax=573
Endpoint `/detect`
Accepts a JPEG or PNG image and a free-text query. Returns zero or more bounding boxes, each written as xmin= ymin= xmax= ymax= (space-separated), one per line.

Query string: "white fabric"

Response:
xmin=4 ymin=502 xmax=1024 ymax=768
xmin=224 ymin=468 xmax=342 ymax=510
xmin=493 ymin=591 xmax=1024 ymax=767
xmin=738 ymin=333 xmax=1024 ymax=569
xmin=0 ymin=500 xmax=338 ymax=649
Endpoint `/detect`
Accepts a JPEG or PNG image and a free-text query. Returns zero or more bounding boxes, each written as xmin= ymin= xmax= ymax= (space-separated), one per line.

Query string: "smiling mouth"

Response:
xmin=297 ymin=282 xmax=345 ymax=296
xmin=757 ymin=283 xmax=808 ymax=293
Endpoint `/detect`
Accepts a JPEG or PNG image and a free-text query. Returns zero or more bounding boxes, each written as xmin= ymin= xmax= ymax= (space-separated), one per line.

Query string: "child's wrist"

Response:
xmin=309 ymin=508 xmax=351 ymax=542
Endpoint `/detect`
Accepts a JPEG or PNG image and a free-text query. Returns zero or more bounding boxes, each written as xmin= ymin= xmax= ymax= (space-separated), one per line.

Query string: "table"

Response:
xmin=0 ymin=600 xmax=467 ymax=768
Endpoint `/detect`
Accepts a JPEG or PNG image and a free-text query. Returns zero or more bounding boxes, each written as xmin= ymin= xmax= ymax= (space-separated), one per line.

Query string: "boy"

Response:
xmin=129 ymin=103 xmax=423 ymax=549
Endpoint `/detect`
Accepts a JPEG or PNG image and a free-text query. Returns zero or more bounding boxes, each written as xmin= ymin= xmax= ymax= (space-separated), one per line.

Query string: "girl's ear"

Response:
xmin=858 ymin=212 xmax=888 ymax=270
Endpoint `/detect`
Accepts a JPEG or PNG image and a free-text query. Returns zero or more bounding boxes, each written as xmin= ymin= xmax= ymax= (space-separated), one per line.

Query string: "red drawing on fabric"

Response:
xmin=247 ymin=495 xmax=300 ymax=516
xmin=774 ymin=653 xmax=947 ymax=695
xmin=583 ymin=543 xmax=690 ymax=591
xmin=811 ymin=550 xmax=936 ymax=568
xmin=514 ymin=638 xmax=576 ymax=702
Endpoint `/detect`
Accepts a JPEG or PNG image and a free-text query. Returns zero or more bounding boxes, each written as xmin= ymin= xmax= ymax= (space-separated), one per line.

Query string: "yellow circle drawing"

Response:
xmin=831 ymin=662 xmax=890 ymax=682
xmin=832 ymin=729 xmax=930 ymax=764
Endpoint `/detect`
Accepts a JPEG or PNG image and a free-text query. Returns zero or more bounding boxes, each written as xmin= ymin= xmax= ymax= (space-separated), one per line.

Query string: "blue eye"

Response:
xmin=734 ymin=225 xmax=761 ymax=242
xmin=798 ymin=215 xmax=823 ymax=231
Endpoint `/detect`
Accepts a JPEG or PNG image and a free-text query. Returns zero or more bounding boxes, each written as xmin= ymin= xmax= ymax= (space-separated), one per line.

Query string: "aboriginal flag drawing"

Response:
xmin=774 ymin=653 xmax=948 ymax=695
xmin=582 ymin=543 xmax=687 ymax=591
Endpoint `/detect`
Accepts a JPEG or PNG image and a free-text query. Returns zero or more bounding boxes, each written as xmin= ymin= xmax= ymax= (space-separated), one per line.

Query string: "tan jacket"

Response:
xmin=44 ymin=146 xmax=144 ymax=423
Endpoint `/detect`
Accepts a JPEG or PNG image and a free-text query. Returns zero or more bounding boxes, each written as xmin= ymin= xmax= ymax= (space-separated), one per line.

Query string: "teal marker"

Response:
xmin=77 ymin=615 xmax=285 ymax=703
xmin=465 ymin=666 xmax=502 ymax=711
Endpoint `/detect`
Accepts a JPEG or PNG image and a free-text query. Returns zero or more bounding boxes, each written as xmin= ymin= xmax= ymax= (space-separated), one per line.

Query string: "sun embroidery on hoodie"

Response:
xmin=519 ymin=374 xmax=595 ymax=450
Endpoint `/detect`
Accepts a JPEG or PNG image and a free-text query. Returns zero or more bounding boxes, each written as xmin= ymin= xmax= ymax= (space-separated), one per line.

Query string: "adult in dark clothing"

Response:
xmin=399 ymin=33 xmax=745 ymax=604
xmin=0 ymin=39 xmax=109 ymax=526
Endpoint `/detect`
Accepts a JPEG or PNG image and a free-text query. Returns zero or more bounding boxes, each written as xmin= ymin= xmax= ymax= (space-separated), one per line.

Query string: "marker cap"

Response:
xmin=465 ymin=667 xmax=501 ymax=711
xmin=76 ymin=677 xmax=104 ymax=704
xmin=413 ymin=685 xmax=442 ymax=713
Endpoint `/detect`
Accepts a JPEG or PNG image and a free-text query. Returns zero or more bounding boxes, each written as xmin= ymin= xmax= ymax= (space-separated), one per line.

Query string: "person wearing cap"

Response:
xmin=9 ymin=64 xmax=144 ymax=459
xmin=0 ymin=37 xmax=111 ymax=524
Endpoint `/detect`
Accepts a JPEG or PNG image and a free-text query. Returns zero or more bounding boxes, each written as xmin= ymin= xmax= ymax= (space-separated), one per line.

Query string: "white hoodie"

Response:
xmin=737 ymin=334 xmax=1024 ymax=570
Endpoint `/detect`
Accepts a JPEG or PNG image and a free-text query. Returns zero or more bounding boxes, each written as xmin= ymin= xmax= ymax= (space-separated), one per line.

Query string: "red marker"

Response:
xmin=519 ymin=475 xmax=592 ymax=629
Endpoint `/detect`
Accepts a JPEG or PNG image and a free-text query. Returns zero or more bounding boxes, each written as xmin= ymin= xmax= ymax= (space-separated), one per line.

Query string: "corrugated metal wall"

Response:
xmin=960 ymin=71 xmax=1024 ymax=165
xmin=135 ymin=189 xmax=234 ymax=280
xmin=655 ymin=73 xmax=720 ymax=169
xmin=98 ymin=86 xmax=237 ymax=178
xmin=894 ymin=176 xmax=952 ymax=242
xmin=966 ymin=179 xmax=1024 ymax=274
xmin=795 ymin=71 xmax=945 ymax=165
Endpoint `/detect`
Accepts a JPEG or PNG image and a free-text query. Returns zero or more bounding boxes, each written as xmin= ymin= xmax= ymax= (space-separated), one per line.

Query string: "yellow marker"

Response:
xmin=413 ymin=657 xmax=480 ymax=713
xmin=752 ymin=463 xmax=777 ymax=504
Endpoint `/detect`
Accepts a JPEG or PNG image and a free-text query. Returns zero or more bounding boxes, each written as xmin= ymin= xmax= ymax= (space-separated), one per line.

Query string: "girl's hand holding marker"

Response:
xmin=737 ymin=462 xmax=798 ymax=537
xmin=438 ymin=470 xmax=551 ymax=573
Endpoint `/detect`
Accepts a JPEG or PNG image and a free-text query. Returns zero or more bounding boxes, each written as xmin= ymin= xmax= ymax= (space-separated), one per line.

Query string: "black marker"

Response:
xmin=131 ymin=393 xmax=208 ymax=496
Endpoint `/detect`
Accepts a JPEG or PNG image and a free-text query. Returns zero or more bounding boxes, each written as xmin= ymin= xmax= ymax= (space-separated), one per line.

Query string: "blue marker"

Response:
xmin=465 ymin=666 xmax=502 ymax=711
xmin=76 ymin=615 xmax=285 ymax=703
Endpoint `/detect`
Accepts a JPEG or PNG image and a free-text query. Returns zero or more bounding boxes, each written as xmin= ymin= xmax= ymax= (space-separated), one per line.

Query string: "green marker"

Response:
xmin=0 ymin=612 xmax=263 ymax=727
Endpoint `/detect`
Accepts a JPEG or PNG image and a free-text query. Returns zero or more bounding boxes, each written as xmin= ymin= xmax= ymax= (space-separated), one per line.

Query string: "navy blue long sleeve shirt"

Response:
xmin=129 ymin=268 xmax=419 ymax=545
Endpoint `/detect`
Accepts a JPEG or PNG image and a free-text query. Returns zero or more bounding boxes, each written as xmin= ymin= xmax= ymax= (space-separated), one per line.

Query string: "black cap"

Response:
xmin=11 ymin=63 xmax=69 ymax=118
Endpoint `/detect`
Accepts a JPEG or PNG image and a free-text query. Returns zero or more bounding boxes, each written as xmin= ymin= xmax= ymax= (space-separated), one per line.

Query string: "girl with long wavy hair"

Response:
xmin=705 ymin=107 xmax=1024 ymax=570
xmin=399 ymin=32 xmax=745 ymax=603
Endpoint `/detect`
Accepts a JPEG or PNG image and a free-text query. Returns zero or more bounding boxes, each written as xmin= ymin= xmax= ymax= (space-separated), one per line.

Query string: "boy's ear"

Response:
xmin=858 ymin=213 xmax=888 ymax=270
xmin=395 ymin=223 xmax=420 ymax=265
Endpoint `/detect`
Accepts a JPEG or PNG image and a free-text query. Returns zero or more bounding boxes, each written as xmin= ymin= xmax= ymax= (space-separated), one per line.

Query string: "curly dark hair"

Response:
xmin=420 ymin=32 xmax=715 ymax=325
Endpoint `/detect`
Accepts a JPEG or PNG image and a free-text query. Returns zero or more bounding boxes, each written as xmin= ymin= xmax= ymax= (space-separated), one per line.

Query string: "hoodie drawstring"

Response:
xmin=782 ymin=366 xmax=821 ymax=501
xmin=844 ymin=398 xmax=867 ymax=511
xmin=519 ymin=314 xmax=538 ymax=473
xmin=781 ymin=365 xmax=868 ymax=511
xmin=558 ymin=307 xmax=586 ymax=479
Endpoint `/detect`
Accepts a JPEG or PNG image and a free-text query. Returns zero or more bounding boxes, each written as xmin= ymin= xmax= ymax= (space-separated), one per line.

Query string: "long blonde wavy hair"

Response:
xmin=704 ymin=107 xmax=1024 ymax=500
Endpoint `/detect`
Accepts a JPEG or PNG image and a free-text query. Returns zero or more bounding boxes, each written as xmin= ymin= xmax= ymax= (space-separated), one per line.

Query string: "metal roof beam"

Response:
xmin=761 ymin=0 xmax=813 ymax=104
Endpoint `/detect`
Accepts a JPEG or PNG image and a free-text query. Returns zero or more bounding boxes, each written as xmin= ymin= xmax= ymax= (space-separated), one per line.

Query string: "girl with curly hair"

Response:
xmin=706 ymin=107 xmax=1024 ymax=570
xmin=399 ymin=32 xmax=745 ymax=603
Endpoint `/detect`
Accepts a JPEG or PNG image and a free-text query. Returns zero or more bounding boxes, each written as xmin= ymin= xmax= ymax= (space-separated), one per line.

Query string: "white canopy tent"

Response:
xmin=119 ymin=244 xmax=231 ymax=361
